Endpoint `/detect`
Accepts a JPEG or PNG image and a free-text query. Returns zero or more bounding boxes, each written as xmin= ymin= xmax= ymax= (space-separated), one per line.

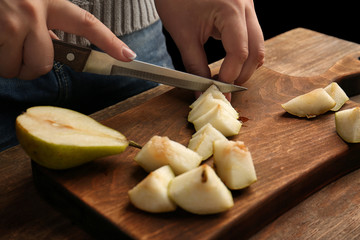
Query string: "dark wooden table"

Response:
xmin=1 ymin=28 xmax=360 ymax=240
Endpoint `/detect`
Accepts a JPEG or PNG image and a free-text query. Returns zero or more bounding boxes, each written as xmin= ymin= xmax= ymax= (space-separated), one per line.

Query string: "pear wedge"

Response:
xmin=324 ymin=82 xmax=349 ymax=111
xmin=188 ymin=123 xmax=227 ymax=160
xmin=192 ymin=104 xmax=242 ymax=137
xmin=213 ymin=139 xmax=257 ymax=190
xmin=335 ymin=107 xmax=360 ymax=143
xmin=281 ymin=88 xmax=336 ymax=118
xmin=168 ymin=164 xmax=234 ymax=214
xmin=16 ymin=106 xmax=128 ymax=170
xmin=190 ymin=84 xmax=230 ymax=109
xmin=134 ymin=136 xmax=202 ymax=175
xmin=128 ymin=165 xmax=177 ymax=213
xmin=188 ymin=93 xmax=238 ymax=123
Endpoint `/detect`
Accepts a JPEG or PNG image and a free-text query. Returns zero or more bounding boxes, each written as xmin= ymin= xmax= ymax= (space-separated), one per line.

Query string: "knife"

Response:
xmin=52 ymin=40 xmax=246 ymax=93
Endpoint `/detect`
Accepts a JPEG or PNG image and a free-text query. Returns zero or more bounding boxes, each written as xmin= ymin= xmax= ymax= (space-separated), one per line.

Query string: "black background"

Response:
xmin=164 ymin=0 xmax=359 ymax=71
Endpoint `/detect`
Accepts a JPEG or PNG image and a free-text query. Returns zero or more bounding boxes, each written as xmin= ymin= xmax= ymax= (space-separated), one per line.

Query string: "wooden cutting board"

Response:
xmin=32 ymin=51 xmax=360 ymax=240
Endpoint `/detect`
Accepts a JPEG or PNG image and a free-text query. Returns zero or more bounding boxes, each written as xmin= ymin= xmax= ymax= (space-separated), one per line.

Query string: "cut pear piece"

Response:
xmin=281 ymin=88 xmax=336 ymax=118
xmin=16 ymin=106 xmax=128 ymax=170
xmin=335 ymin=107 xmax=360 ymax=143
xmin=134 ymin=136 xmax=202 ymax=175
xmin=188 ymin=123 xmax=227 ymax=160
xmin=168 ymin=164 xmax=234 ymax=214
xmin=213 ymin=139 xmax=257 ymax=190
xmin=324 ymin=82 xmax=349 ymax=111
xmin=190 ymin=84 xmax=230 ymax=109
xmin=128 ymin=165 xmax=177 ymax=213
xmin=192 ymin=104 xmax=242 ymax=137
xmin=188 ymin=93 xmax=238 ymax=123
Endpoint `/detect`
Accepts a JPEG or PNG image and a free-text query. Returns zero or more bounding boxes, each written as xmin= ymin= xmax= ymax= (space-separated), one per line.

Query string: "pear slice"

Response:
xmin=281 ymin=88 xmax=336 ymax=118
xmin=213 ymin=139 xmax=257 ymax=190
xmin=134 ymin=136 xmax=202 ymax=175
xmin=192 ymin=104 xmax=242 ymax=137
xmin=16 ymin=106 xmax=129 ymax=170
xmin=335 ymin=107 xmax=360 ymax=143
xmin=188 ymin=93 xmax=238 ymax=123
xmin=168 ymin=164 xmax=234 ymax=214
xmin=190 ymin=84 xmax=230 ymax=109
xmin=188 ymin=123 xmax=227 ymax=160
xmin=128 ymin=165 xmax=177 ymax=213
xmin=324 ymin=82 xmax=349 ymax=111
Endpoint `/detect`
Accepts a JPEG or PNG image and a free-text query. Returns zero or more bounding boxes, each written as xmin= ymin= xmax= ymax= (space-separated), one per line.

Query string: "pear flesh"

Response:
xmin=16 ymin=106 xmax=128 ymax=170
xmin=193 ymin=104 xmax=242 ymax=137
xmin=168 ymin=164 xmax=234 ymax=214
xmin=324 ymin=82 xmax=349 ymax=111
xmin=190 ymin=84 xmax=231 ymax=109
xmin=335 ymin=107 xmax=360 ymax=143
xmin=134 ymin=136 xmax=202 ymax=175
xmin=213 ymin=139 xmax=257 ymax=190
xmin=128 ymin=165 xmax=177 ymax=213
xmin=189 ymin=84 xmax=241 ymax=137
xmin=281 ymin=88 xmax=336 ymax=118
xmin=188 ymin=123 xmax=227 ymax=161
xmin=188 ymin=93 xmax=239 ymax=123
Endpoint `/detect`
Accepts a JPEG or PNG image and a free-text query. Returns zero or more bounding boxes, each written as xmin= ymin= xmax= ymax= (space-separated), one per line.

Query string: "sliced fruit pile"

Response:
xmin=129 ymin=85 xmax=257 ymax=214
xmin=188 ymin=85 xmax=242 ymax=137
xmin=281 ymin=82 xmax=360 ymax=143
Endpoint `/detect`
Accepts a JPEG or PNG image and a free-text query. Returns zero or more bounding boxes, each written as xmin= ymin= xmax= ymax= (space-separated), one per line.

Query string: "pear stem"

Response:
xmin=129 ymin=140 xmax=142 ymax=149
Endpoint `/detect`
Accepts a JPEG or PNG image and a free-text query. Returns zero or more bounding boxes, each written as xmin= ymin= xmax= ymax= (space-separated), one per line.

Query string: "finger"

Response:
xmin=217 ymin=12 xmax=249 ymax=85
xmin=176 ymin=35 xmax=211 ymax=97
xmin=235 ymin=6 xmax=265 ymax=85
xmin=49 ymin=30 xmax=60 ymax=40
xmin=18 ymin=22 xmax=54 ymax=80
xmin=47 ymin=0 xmax=136 ymax=61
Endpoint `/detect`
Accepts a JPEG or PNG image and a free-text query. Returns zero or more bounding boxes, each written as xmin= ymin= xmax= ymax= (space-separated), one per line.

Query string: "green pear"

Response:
xmin=168 ymin=164 xmax=234 ymax=214
xmin=16 ymin=106 xmax=128 ymax=170
xmin=281 ymin=88 xmax=336 ymax=118
xmin=128 ymin=165 xmax=177 ymax=213
xmin=335 ymin=107 xmax=360 ymax=143
xmin=324 ymin=82 xmax=349 ymax=111
xmin=213 ymin=139 xmax=257 ymax=190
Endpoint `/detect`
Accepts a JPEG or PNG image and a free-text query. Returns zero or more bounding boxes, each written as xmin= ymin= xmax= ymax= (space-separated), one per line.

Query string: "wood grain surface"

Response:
xmin=31 ymin=30 xmax=360 ymax=239
xmin=1 ymin=28 xmax=360 ymax=240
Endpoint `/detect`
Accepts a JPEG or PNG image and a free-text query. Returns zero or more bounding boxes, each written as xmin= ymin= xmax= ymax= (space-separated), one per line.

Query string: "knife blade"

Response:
xmin=53 ymin=40 xmax=247 ymax=93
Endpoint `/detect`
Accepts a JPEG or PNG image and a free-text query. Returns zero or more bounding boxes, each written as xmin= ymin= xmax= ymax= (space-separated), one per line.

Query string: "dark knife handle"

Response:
xmin=53 ymin=40 xmax=91 ymax=72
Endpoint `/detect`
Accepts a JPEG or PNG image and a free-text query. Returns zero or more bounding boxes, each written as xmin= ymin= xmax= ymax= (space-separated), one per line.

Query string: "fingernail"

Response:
xmin=122 ymin=47 xmax=137 ymax=60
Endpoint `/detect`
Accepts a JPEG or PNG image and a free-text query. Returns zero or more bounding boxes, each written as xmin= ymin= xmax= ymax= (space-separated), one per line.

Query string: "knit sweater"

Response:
xmin=55 ymin=0 xmax=159 ymax=46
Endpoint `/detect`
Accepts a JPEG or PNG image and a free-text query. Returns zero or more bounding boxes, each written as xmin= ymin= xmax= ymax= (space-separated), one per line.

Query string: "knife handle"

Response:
xmin=53 ymin=40 xmax=91 ymax=72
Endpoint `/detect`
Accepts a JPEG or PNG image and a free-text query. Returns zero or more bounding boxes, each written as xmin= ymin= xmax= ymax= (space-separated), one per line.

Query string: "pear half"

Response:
xmin=16 ymin=106 xmax=128 ymax=170
xmin=134 ymin=136 xmax=202 ymax=175
xmin=281 ymin=88 xmax=336 ymax=118
xmin=168 ymin=164 xmax=234 ymax=214
xmin=213 ymin=139 xmax=257 ymax=190
xmin=128 ymin=165 xmax=177 ymax=213
xmin=335 ymin=107 xmax=360 ymax=143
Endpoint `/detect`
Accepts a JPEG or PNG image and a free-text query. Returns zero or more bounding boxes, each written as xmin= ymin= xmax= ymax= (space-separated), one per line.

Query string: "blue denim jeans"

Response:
xmin=0 ymin=20 xmax=174 ymax=151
